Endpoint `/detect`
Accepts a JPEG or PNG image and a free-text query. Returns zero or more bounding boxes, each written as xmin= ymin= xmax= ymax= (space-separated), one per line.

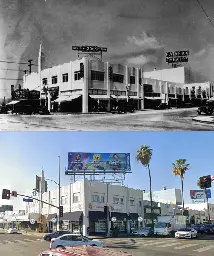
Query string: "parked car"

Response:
xmin=39 ymin=246 xmax=134 ymax=256
xmin=50 ymin=234 xmax=104 ymax=249
xmin=8 ymin=228 xmax=19 ymax=234
xmin=12 ymin=105 xmax=33 ymax=115
xmin=111 ymin=103 xmax=135 ymax=114
xmin=192 ymin=225 xmax=205 ymax=234
xmin=132 ymin=227 xmax=153 ymax=237
xmin=155 ymin=103 xmax=169 ymax=110
xmin=197 ymin=103 xmax=214 ymax=115
xmin=43 ymin=231 xmax=72 ymax=241
xmin=175 ymin=227 xmax=197 ymax=239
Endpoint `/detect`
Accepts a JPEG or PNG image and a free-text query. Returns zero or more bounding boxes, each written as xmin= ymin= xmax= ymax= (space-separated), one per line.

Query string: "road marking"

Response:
xmin=4 ymin=240 xmax=14 ymax=244
xmin=14 ymin=240 xmax=28 ymax=244
xmin=193 ymin=245 xmax=214 ymax=252
xmin=156 ymin=242 xmax=182 ymax=248
xmin=23 ymin=239 xmax=34 ymax=242
xmin=174 ymin=243 xmax=198 ymax=249
xmin=141 ymin=241 xmax=168 ymax=246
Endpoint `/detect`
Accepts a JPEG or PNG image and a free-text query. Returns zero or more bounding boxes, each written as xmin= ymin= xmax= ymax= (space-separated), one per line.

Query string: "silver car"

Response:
xmin=132 ymin=227 xmax=152 ymax=237
xmin=50 ymin=234 xmax=104 ymax=249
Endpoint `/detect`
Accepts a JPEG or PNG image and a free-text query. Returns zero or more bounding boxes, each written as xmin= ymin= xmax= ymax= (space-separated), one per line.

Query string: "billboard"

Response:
xmin=67 ymin=152 xmax=131 ymax=172
xmin=72 ymin=46 xmax=107 ymax=53
xmin=190 ymin=189 xmax=211 ymax=200
xmin=166 ymin=50 xmax=189 ymax=64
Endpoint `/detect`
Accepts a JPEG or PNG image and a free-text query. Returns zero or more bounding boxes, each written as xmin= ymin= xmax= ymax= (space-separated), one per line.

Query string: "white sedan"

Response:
xmin=8 ymin=228 xmax=19 ymax=234
xmin=175 ymin=228 xmax=198 ymax=239
xmin=50 ymin=234 xmax=105 ymax=249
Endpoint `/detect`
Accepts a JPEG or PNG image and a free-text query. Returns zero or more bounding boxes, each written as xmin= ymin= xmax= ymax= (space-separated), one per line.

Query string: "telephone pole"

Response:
xmin=28 ymin=60 xmax=33 ymax=74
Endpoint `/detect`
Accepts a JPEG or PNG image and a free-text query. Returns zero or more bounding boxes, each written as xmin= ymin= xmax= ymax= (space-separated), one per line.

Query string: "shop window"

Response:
xmin=62 ymin=73 xmax=68 ymax=83
xmin=73 ymin=193 xmax=80 ymax=203
xmin=42 ymin=78 xmax=48 ymax=85
xmin=130 ymin=199 xmax=135 ymax=206
xmin=95 ymin=221 xmax=106 ymax=233
xmin=113 ymin=74 xmax=124 ymax=83
xmin=52 ymin=76 xmax=58 ymax=84
xmin=91 ymin=70 xmax=104 ymax=81
xmin=113 ymin=197 xmax=119 ymax=204
xmin=120 ymin=198 xmax=124 ymax=205
xmin=130 ymin=76 xmax=135 ymax=84
xmin=74 ymin=72 xmax=81 ymax=80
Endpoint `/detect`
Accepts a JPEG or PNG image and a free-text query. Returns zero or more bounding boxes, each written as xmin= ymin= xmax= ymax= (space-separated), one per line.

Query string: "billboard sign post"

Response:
xmin=66 ymin=152 xmax=131 ymax=175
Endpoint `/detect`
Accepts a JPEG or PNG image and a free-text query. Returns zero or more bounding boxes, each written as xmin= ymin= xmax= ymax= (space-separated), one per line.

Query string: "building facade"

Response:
xmin=23 ymin=58 xmax=214 ymax=113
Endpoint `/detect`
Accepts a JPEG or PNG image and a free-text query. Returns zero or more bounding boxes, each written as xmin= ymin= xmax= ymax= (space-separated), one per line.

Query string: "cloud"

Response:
xmin=127 ymin=32 xmax=163 ymax=50
xmin=127 ymin=54 xmax=159 ymax=66
xmin=194 ymin=48 xmax=206 ymax=57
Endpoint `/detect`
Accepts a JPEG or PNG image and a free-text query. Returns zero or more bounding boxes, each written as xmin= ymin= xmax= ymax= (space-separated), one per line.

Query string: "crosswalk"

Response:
xmin=0 ymin=238 xmax=44 ymax=245
xmin=106 ymin=238 xmax=214 ymax=253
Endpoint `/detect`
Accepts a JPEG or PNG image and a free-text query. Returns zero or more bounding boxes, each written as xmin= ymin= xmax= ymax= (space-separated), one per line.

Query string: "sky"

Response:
xmin=1 ymin=0 xmax=214 ymax=100
xmin=0 ymin=131 xmax=214 ymax=210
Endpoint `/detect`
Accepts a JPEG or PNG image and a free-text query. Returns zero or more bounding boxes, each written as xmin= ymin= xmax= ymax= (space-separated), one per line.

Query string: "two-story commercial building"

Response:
xmin=22 ymin=57 xmax=214 ymax=113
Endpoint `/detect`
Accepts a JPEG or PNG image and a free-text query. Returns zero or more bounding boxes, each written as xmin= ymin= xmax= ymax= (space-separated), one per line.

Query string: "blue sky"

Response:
xmin=0 ymin=131 xmax=214 ymax=210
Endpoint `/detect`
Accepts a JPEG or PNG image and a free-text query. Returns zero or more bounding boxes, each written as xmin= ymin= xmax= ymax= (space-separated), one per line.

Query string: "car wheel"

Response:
xmin=141 ymin=234 xmax=145 ymax=237
xmin=56 ymin=245 xmax=65 ymax=249
xmin=46 ymin=236 xmax=51 ymax=241
xmin=91 ymin=244 xmax=97 ymax=247
xmin=198 ymin=111 xmax=201 ymax=115
xmin=191 ymin=235 xmax=193 ymax=239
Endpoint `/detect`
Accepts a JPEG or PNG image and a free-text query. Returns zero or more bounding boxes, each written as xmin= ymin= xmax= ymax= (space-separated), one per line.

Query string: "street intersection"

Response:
xmin=1 ymin=234 xmax=214 ymax=256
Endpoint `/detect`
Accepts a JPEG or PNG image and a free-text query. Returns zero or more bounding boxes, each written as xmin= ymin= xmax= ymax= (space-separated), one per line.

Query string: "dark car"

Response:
xmin=155 ymin=103 xmax=169 ymax=110
xmin=111 ymin=103 xmax=135 ymax=114
xmin=197 ymin=103 xmax=213 ymax=115
xmin=43 ymin=231 xmax=72 ymax=241
xmin=12 ymin=105 xmax=33 ymax=115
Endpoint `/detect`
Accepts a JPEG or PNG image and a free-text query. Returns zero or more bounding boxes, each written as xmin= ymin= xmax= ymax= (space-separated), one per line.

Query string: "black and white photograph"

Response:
xmin=1 ymin=0 xmax=214 ymax=130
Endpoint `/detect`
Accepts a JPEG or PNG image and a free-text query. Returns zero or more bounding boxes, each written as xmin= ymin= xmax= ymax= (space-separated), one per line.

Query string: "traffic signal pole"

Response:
xmin=58 ymin=156 xmax=61 ymax=231
xmin=204 ymin=189 xmax=211 ymax=223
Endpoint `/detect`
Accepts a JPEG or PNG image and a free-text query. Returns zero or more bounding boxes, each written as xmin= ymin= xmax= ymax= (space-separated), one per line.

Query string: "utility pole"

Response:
xmin=58 ymin=156 xmax=61 ymax=231
xmin=28 ymin=60 xmax=33 ymax=74
xmin=204 ymin=189 xmax=210 ymax=223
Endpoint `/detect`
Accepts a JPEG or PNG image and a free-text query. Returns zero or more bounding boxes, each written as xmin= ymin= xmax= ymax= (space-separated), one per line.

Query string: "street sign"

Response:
xmin=23 ymin=198 xmax=33 ymax=202
xmin=111 ymin=217 xmax=117 ymax=222
xmin=51 ymin=218 xmax=57 ymax=223
xmin=138 ymin=216 xmax=143 ymax=222
xmin=30 ymin=219 xmax=35 ymax=224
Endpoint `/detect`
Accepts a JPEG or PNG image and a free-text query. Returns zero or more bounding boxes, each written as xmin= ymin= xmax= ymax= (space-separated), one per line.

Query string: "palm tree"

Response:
xmin=172 ymin=159 xmax=190 ymax=214
xmin=136 ymin=145 xmax=153 ymax=227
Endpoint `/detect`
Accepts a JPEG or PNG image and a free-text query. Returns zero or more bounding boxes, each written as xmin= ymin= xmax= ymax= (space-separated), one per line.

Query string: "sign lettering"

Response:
xmin=166 ymin=50 xmax=189 ymax=64
xmin=72 ymin=45 xmax=107 ymax=53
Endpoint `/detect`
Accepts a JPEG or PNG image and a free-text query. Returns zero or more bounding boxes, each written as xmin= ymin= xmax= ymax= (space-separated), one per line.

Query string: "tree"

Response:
xmin=136 ymin=145 xmax=153 ymax=227
xmin=172 ymin=159 xmax=190 ymax=214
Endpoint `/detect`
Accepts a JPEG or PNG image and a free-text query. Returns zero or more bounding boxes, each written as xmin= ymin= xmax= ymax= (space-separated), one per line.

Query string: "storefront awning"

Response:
xmin=89 ymin=95 xmax=110 ymax=100
xmin=47 ymin=213 xmax=57 ymax=221
xmin=129 ymin=213 xmax=139 ymax=220
xmin=6 ymin=100 xmax=20 ymax=105
xmin=111 ymin=212 xmax=128 ymax=221
xmin=129 ymin=96 xmax=140 ymax=99
xmin=62 ymin=211 xmax=83 ymax=222
xmin=110 ymin=95 xmax=128 ymax=100
xmin=89 ymin=211 xmax=105 ymax=221
xmin=54 ymin=94 xmax=81 ymax=103
xmin=144 ymin=97 xmax=161 ymax=100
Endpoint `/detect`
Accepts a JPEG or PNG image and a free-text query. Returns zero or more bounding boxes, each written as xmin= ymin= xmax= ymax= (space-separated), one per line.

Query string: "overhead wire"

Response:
xmin=196 ymin=0 xmax=214 ymax=29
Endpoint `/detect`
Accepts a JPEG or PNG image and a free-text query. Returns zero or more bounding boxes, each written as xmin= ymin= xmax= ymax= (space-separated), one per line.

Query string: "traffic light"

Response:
xmin=2 ymin=189 xmax=10 ymax=200
xmin=199 ymin=175 xmax=211 ymax=189
xmin=44 ymin=181 xmax=48 ymax=192
xmin=59 ymin=206 xmax=63 ymax=218
xmin=108 ymin=66 xmax=113 ymax=80
xmin=80 ymin=63 xmax=84 ymax=78
xmin=11 ymin=191 xmax=17 ymax=197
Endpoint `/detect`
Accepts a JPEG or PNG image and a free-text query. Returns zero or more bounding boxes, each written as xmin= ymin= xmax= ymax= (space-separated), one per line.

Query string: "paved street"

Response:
xmin=1 ymin=234 xmax=214 ymax=256
xmin=0 ymin=108 xmax=213 ymax=131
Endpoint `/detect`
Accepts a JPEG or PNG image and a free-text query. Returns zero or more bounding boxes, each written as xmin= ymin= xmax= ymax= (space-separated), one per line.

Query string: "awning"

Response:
xmin=54 ymin=94 xmax=81 ymax=103
xmin=129 ymin=213 xmax=139 ymax=220
xmin=110 ymin=95 xmax=128 ymax=100
xmin=6 ymin=100 xmax=20 ymax=105
xmin=129 ymin=96 xmax=140 ymax=99
xmin=89 ymin=211 xmax=105 ymax=221
xmin=89 ymin=95 xmax=110 ymax=100
xmin=111 ymin=212 xmax=128 ymax=221
xmin=144 ymin=97 xmax=161 ymax=100
xmin=62 ymin=211 xmax=83 ymax=222
xmin=47 ymin=213 xmax=57 ymax=221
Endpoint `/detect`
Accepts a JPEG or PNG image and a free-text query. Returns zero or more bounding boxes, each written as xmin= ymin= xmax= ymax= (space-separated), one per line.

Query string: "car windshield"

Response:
xmin=154 ymin=222 xmax=167 ymax=228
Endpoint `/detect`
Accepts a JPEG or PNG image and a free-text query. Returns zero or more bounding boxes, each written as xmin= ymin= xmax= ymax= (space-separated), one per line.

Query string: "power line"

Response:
xmin=0 ymin=60 xmax=29 ymax=65
xmin=0 ymin=68 xmax=25 ymax=72
xmin=196 ymin=0 xmax=214 ymax=29
xmin=0 ymin=78 xmax=23 ymax=81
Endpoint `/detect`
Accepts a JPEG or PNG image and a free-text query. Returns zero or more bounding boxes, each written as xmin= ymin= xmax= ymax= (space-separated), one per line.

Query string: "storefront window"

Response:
xmin=113 ymin=221 xmax=126 ymax=232
xmin=95 ymin=221 xmax=106 ymax=233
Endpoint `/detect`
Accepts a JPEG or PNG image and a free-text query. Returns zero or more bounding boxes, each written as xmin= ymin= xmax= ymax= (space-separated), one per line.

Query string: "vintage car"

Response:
xmin=197 ymin=103 xmax=214 ymax=115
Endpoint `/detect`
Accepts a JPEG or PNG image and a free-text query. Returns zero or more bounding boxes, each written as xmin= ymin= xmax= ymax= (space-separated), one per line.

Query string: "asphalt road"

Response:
xmin=1 ymin=234 xmax=214 ymax=256
xmin=0 ymin=108 xmax=213 ymax=131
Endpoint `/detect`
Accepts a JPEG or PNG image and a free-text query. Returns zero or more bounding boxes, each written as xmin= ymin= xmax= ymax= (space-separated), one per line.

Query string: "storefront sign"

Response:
xmin=67 ymin=152 xmax=131 ymax=172
xmin=166 ymin=50 xmax=189 ymax=64
xmin=111 ymin=217 xmax=117 ymax=222
xmin=72 ymin=45 xmax=107 ymax=53
xmin=88 ymin=203 xmax=104 ymax=210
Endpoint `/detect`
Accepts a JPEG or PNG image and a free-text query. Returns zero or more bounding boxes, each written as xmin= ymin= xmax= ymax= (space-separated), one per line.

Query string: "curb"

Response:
xmin=192 ymin=118 xmax=214 ymax=124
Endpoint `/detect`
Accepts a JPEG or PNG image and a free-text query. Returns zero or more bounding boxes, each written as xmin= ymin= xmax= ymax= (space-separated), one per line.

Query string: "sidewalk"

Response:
xmin=192 ymin=115 xmax=214 ymax=124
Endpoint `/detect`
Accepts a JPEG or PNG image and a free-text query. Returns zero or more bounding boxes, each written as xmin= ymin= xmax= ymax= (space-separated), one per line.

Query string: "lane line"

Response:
xmin=193 ymin=245 xmax=214 ymax=252
xmin=174 ymin=243 xmax=198 ymax=249
xmin=156 ymin=242 xmax=182 ymax=248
